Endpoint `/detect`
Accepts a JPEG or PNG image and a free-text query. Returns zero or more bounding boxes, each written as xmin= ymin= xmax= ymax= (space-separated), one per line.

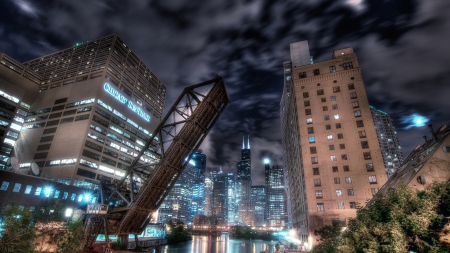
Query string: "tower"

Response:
xmin=236 ymin=135 xmax=254 ymax=225
xmin=280 ymin=41 xmax=388 ymax=246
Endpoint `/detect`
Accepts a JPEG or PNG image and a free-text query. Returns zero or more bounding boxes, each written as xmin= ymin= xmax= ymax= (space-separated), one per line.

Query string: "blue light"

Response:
xmin=103 ymin=83 xmax=150 ymax=122
xmin=402 ymin=114 xmax=429 ymax=129
xmin=264 ymin=158 xmax=270 ymax=164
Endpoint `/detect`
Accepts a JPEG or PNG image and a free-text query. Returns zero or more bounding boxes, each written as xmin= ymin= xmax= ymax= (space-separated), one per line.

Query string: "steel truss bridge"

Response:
xmin=81 ymin=76 xmax=228 ymax=252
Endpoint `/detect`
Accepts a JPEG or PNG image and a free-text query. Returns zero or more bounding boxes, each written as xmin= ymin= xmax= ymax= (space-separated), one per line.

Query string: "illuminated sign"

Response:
xmin=103 ymin=83 xmax=150 ymax=122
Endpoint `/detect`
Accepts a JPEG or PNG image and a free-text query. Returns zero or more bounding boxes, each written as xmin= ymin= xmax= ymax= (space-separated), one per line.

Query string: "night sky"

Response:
xmin=1 ymin=0 xmax=449 ymax=185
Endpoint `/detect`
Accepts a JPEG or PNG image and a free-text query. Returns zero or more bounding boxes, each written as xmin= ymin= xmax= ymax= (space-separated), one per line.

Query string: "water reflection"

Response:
xmin=162 ymin=234 xmax=277 ymax=253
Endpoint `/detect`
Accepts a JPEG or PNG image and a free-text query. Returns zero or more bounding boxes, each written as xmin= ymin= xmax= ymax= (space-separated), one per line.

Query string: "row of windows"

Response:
xmin=298 ymin=62 xmax=354 ymax=80
xmin=313 ymin=175 xmax=378 ymax=186
xmin=316 ymin=187 xmax=379 ymax=199
xmin=316 ymin=200 xmax=357 ymax=211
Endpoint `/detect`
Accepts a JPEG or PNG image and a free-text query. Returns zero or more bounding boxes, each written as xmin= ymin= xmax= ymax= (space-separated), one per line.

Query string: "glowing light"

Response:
xmin=65 ymin=208 xmax=73 ymax=217
xmin=103 ymin=83 xmax=150 ymax=122
xmin=44 ymin=187 xmax=53 ymax=197
xmin=264 ymin=158 xmax=270 ymax=164
xmin=402 ymin=114 xmax=429 ymax=129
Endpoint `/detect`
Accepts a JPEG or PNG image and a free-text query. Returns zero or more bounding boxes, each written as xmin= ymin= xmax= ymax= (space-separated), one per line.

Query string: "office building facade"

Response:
xmin=265 ymin=162 xmax=286 ymax=227
xmin=251 ymin=185 xmax=267 ymax=226
xmin=0 ymin=34 xmax=166 ymax=190
xmin=211 ymin=169 xmax=230 ymax=225
xmin=370 ymin=105 xmax=404 ymax=177
xmin=280 ymin=41 xmax=388 ymax=245
xmin=190 ymin=149 xmax=207 ymax=216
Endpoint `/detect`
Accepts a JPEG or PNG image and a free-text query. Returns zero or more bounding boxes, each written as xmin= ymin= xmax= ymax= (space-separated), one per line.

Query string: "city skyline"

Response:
xmin=1 ymin=0 xmax=449 ymax=187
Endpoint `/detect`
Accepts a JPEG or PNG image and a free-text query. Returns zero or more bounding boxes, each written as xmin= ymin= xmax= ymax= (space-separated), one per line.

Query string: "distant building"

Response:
xmin=236 ymin=136 xmax=254 ymax=225
xmin=227 ymin=173 xmax=237 ymax=225
xmin=251 ymin=185 xmax=267 ymax=226
xmin=204 ymin=176 xmax=213 ymax=216
xmin=370 ymin=105 xmax=404 ymax=177
xmin=379 ymin=124 xmax=450 ymax=194
xmin=190 ymin=150 xmax=207 ymax=216
xmin=280 ymin=41 xmax=388 ymax=245
xmin=211 ymin=168 xmax=229 ymax=225
xmin=265 ymin=162 xmax=286 ymax=227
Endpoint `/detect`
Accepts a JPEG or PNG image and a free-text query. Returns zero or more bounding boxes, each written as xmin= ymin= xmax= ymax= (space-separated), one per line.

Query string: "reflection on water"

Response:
xmin=162 ymin=234 xmax=278 ymax=253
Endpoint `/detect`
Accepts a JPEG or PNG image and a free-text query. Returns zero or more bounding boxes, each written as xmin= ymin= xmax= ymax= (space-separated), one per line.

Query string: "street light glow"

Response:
xmin=44 ymin=187 xmax=53 ymax=197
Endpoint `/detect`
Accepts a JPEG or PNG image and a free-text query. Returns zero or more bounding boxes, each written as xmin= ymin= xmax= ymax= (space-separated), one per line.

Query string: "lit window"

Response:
xmin=62 ymin=192 xmax=68 ymax=200
xmin=24 ymin=185 xmax=32 ymax=194
xmin=71 ymin=193 xmax=77 ymax=201
xmin=311 ymin=157 xmax=318 ymax=164
xmin=334 ymin=178 xmax=340 ymax=184
xmin=330 ymin=155 xmax=337 ymax=161
xmin=327 ymin=135 xmax=333 ymax=140
xmin=352 ymin=101 xmax=359 ymax=108
xmin=309 ymin=136 xmax=315 ymax=143
xmin=330 ymin=96 xmax=336 ymax=101
xmin=334 ymin=114 xmax=340 ymax=120
xmin=358 ymin=130 xmax=366 ymax=138
xmin=350 ymin=92 xmax=357 ymax=99
xmin=336 ymin=189 xmax=342 ymax=196
xmin=315 ymin=190 xmax=323 ymax=198
xmin=354 ymin=110 xmax=361 ymax=117
xmin=306 ymin=118 xmax=313 ymax=124
xmin=35 ymin=187 xmax=42 ymax=196
xmin=314 ymin=179 xmax=321 ymax=186
xmin=368 ymin=176 xmax=377 ymax=184
xmin=0 ymin=89 xmax=19 ymax=103
xmin=0 ymin=181 xmax=10 ymax=191
xmin=4 ymin=138 xmax=16 ymax=146
xmin=329 ymin=66 xmax=336 ymax=73
xmin=347 ymin=189 xmax=354 ymax=196
xmin=345 ymin=177 xmax=352 ymax=184
xmin=337 ymin=202 xmax=344 ymax=209
xmin=10 ymin=123 xmax=22 ymax=131
xmin=12 ymin=183 xmax=21 ymax=192
xmin=371 ymin=188 xmax=379 ymax=195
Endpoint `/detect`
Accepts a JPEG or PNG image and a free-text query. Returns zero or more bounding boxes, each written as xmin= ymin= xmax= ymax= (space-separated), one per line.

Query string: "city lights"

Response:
xmin=44 ymin=187 xmax=53 ymax=197
xmin=263 ymin=158 xmax=270 ymax=164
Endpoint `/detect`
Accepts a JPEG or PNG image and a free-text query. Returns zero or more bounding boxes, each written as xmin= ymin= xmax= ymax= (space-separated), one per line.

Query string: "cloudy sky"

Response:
xmin=1 ymin=0 xmax=449 ymax=185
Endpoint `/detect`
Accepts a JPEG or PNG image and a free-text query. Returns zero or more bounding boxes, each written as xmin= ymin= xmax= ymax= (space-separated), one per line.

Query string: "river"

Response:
xmin=161 ymin=234 xmax=279 ymax=253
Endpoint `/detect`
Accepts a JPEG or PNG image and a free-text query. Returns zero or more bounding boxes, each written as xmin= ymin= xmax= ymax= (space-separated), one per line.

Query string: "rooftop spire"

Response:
xmin=247 ymin=135 xmax=250 ymax=149
xmin=242 ymin=136 xmax=245 ymax=149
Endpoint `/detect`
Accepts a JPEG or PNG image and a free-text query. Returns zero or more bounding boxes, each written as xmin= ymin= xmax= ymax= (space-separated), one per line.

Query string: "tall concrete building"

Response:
xmin=280 ymin=41 xmax=388 ymax=245
xmin=0 ymin=34 xmax=166 ymax=190
xmin=265 ymin=161 xmax=286 ymax=227
xmin=370 ymin=105 xmax=404 ymax=177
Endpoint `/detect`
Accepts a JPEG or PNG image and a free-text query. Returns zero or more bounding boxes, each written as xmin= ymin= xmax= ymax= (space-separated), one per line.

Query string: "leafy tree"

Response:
xmin=311 ymin=224 xmax=343 ymax=253
xmin=55 ymin=220 xmax=85 ymax=253
xmin=165 ymin=219 xmax=192 ymax=244
xmin=0 ymin=206 xmax=37 ymax=253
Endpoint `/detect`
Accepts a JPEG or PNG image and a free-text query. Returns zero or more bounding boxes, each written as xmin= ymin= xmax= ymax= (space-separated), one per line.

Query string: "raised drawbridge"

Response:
xmin=81 ymin=76 xmax=228 ymax=252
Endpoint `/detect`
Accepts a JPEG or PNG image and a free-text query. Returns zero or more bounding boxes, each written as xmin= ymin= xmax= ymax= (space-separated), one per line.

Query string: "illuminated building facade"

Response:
xmin=370 ymin=105 xmax=404 ymax=177
xmin=0 ymin=34 xmax=166 ymax=191
xmin=251 ymin=185 xmax=266 ymax=226
xmin=236 ymin=136 xmax=254 ymax=225
xmin=265 ymin=162 xmax=286 ymax=227
xmin=211 ymin=168 xmax=230 ymax=225
xmin=204 ymin=176 xmax=213 ymax=216
xmin=227 ymin=172 xmax=237 ymax=225
xmin=190 ymin=149 xmax=207 ymax=216
xmin=280 ymin=41 xmax=388 ymax=244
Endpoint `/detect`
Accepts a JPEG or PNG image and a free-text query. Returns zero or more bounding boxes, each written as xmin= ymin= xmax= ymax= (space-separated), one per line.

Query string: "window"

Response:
xmin=317 ymin=203 xmax=324 ymax=212
xmin=82 ymin=149 xmax=100 ymax=161
xmin=342 ymin=62 xmax=353 ymax=70
xmin=12 ymin=183 xmax=21 ymax=192
xmin=310 ymin=147 xmax=317 ymax=154
xmin=75 ymin=114 xmax=90 ymax=121
xmin=347 ymin=189 xmax=354 ymax=196
xmin=329 ymin=145 xmax=335 ymax=150
xmin=303 ymin=92 xmax=309 ymax=98
xmin=334 ymin=114 xmax=340 ymax=119
xmin=363 ymin=152 xmax=372 ymax=160
xmin=62 ymin=192 xmax=68 ymax=200
xmin=350 ymin=202 xmax=356 ymax=209
xmin=371 ymin=188 xmax=379 ymax=196
xmin=314 ymin=69 xmax=320 ymax=76
xmin=337 ymin=133 xmax=344 ymax=139
xmin=316 ymin=190 xmax=323 ymax=198
xmin=29 ymin=206 xmax=36 ymax=212
xmin=299 ymin=72 xmax=307 ymax=79
xmin=334 ymin=178 xmax=341 ymax=184
xmin=330 ymin=96 xmax=336 ymax=101
xmin=314 ymin=179 xmax=321 ymax=186
xmin=356 ymin=120 xmax=364 ymax=127
xmin=304 ymin=100 xmax=310 ymax=106
xmin=354 ymin=110 xmax=361 ymax=117
xmin=341 ymin=154 xmax=348 ymax=160
xmin=339 ymin=144 xmax=346 ymax=149
xmin=305 ymin=109 xmax=311 ymax=115
xmin=352 ymin=101 xmax=359 ymax=108
xmin=333 ymin=86 xmax=341 ymax=93
xmin=338 ymin=202 xmax=345 ymax=209
xmin=325 ymin=124 xmax=331 ymax=130
xmin=71 ymin=193 xmax=77 ymax=201
xmin=306 ymin=118 xmax=313 ymax=124
xmin=343 ymin=165 xmax=350 ymax=171
xmin=350 ymin=92 xmax=357 ymax=99
xmin=35 ymin=187 xmax=42 ymax=196
xmin=335 ymin=123 xmax=341 ymax=129
xmin=317 ymin=89 xmax=324 ymax=95
xmin=321 ymin=97 xmax=326 ymax=103
xmin=24 ymin=185 xmax=32 ymax=194
xmin=348 ymin=83 xmax=355 ymax=90
xmin=323 ymin=106 xmax=328 ymax=111
xmin=336 ymin=190 xmax=342 ymax=196
xmin=53 ymin=190 xmax=60 ymax=199
xmin=330 ymin=155 xmax=337 ymax=161
xmin=329 ymin=66 xmax=336 ymax=73
xmin=324 ymin=115 xmax=330 ymax=121
xmin=361 ymin=141 xmax=369 ymax=148
xmin=311 ymin=157 xmax=318 ymax=164
xmin=368 ymin=175 xmax=377 ymax=184
xmin=309 ymin=136 xmax=315 ymax=143
xmin=0 ymin=181 xmax=10 ymax=191
xmin=307 ymin=127 xmax=314 ymax=134
xmin=358 ymin=130 xmax=366 ymax=138
xmin=313 ymin=167 xmax=320 ymax=175
xmin=327 ymin=134 xmax=333 ymax=140
xmin=332 ymin=166 xmax=338 ymax=172
xmin=366 ymin=163 xmax=374 ymax=172
xmin=37 ymin=144 xmax=51 ymax=151
xmin=345 ymin=177 xmax=352 ymax=184
xmin=331 ymin=104 xmax=338 ymax=110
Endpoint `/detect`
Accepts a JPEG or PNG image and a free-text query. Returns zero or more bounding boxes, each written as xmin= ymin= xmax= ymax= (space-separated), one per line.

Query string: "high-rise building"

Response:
xmin=280 ymin=41 xmax=388 ymax=245
xmin=227 ymin=173 xmax=237 ymax=225
xmin=237 ymin=136 xmax=251 ymax=180
xmin=370 ymin=105 xmax=404 ymax=177
xmin=265 ymin=161 xmax=286 ymax=227
xmin=204 ymin=176 xmax=213 ymax=216
xmin=211 ymin=168 xmax=229 ymax=225
xmin=190 ymin=149 xmax=207 ymax=216
xmin=236 ymin=136 xmax=254 ymax=225
xmin=0 ymin=34 xmax=166 ymax=190
xmin=251 ymin=185 xmax=266 ymax=226
xmin=158 ymin=164 xmax=195 ymax=224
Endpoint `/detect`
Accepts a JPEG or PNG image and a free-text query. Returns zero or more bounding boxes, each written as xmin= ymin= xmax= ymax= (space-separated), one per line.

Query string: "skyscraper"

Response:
xmin=237 ymin=136 xmax=251 ymax=180
xmin=251 ymin=185 xmax=267 ymax=226
xmin=264 ymin=161 xmax=286 ymax=227
xmin=204 ymin=176 xmax=213 ymax=216
xmin=236 ymin=136 xmax=254 ymax=225
xmin=190 ymin=149 xmax=207 ymax=216
xmin=280 ymin=41 xmax=388 ymax=245
xmin=370 ymin=105 xmax=404 ymax=177
xmin=211 ymin=168 xmax=229 ymax=225
xmin=227 ymin=172 xmax=237 ymax=225
xmin=0 ymin=34 xmax=166 ymax=189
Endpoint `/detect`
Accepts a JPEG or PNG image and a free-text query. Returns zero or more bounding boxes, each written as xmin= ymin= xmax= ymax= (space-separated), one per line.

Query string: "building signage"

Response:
xmin=103 ymin=83 xmax=150 ymax=122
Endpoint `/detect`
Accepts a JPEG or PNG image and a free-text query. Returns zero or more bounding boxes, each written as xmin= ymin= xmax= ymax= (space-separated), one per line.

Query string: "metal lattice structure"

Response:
xmin=82 ymin=76 xmax=228 ymax=251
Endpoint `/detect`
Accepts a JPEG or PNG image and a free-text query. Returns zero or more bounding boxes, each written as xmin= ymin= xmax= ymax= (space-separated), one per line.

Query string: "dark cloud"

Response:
xmin=0 ymin=0 xmax=448 ymax=185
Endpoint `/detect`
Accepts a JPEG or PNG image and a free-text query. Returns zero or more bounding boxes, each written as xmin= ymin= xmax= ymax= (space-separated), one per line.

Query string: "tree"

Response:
xmin=55 ymin=221 xmax=85 ymax=253
xmin=0 ymin=206 xmax=37 ymax=253
xmin=165 ymin=219 xmax=192 ymax=244
xmin=311 ymin=224 xmax=343 ymax=253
